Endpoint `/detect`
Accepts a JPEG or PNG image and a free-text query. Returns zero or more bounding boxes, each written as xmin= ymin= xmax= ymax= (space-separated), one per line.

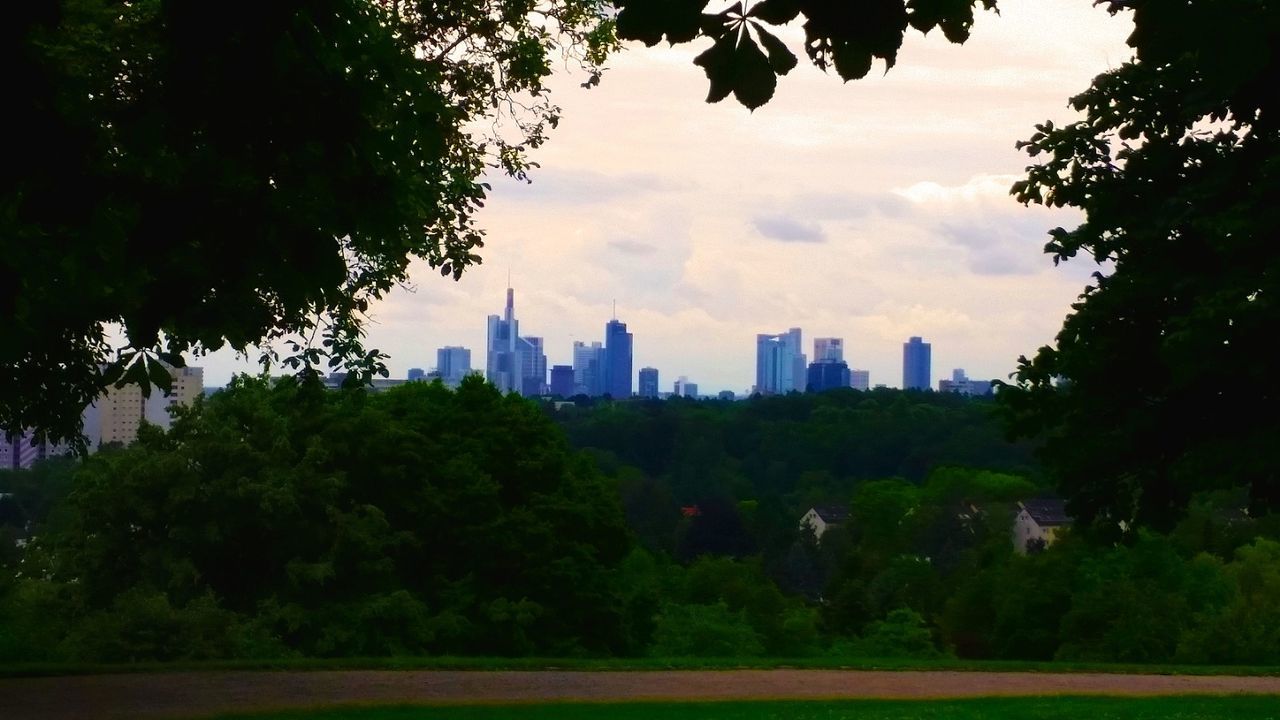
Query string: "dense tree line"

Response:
xmin=3 ymin=383 xmax=1279 ymax=664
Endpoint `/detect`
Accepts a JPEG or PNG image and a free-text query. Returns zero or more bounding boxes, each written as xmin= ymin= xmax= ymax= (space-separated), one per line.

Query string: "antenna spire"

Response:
xmin=612 ymin=299 xmax=617 ymax=320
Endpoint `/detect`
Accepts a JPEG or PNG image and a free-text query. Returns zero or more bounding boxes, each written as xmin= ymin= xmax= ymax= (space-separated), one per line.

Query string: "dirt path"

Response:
xmin=3 ymin=669 xmax=1279 ymax=720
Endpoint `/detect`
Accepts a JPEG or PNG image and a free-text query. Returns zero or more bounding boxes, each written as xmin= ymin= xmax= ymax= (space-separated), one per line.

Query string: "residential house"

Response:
xmin=1013 ymin=497 xmax=1071 ymax=553
xmin=799 ymin=504 xmax=850 ymax=541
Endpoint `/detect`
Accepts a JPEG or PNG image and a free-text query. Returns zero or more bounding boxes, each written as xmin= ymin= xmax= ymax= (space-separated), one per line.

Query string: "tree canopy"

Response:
xmin=996 ymin=0 xmax=1280 ymax=534
xmin=3 ymin=0 xmax=613 ymax=446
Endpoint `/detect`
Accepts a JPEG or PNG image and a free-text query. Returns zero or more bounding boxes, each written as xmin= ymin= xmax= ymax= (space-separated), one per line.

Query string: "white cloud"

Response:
xmin=197 ymin=0 xmax=1133 ymax=394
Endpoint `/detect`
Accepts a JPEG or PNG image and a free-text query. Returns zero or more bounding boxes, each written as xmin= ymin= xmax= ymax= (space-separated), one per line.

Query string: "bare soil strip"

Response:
xmin=3 ymin=669 xmax=1280 ymax=720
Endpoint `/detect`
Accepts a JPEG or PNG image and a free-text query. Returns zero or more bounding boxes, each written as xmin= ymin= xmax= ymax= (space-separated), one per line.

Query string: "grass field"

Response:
xmin=5 ymin=655 xmax=1280 ymax=679
xmin=210 ymin=698 xmax=1280 ymax=720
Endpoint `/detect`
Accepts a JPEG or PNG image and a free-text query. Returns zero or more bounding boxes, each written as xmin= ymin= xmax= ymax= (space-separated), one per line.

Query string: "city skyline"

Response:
xmin=185 ymin=1 xmax=1131 ymax=394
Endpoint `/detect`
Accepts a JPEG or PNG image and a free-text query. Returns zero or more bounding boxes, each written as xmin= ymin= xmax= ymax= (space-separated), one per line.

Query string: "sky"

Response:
xmin=201 ymin=0 xmax=1135 ymax=394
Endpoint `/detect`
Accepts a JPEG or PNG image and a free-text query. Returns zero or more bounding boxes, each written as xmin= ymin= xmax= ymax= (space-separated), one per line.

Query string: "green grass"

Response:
xmin=208 ymin=697 xmax=1280 ymax=720
xmin=5 ymin=655 xmax=1280 ymax=679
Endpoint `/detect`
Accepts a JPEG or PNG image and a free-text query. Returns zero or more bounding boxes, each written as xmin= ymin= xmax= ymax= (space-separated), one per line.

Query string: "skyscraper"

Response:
xmin=573 ymin=341 xmax=606 ymax=396
xmin=436 ymin=346 xmax=471 ymax=386
xmin=674 ymin=377 xmax=698 ymax=398
xmin=902 ymin=336 xmax=932 ymax=390
xmin=814 ymin=337 xmax=844 ymax=363
xmin=519 ymin=336 xmax=547 ymax=396
xmin=604 ymin=318 xmax=633 ymax=399
xmin=807 ymin=359 xmax=851 ymax=393
xmin=755 ymin=328 xmax=806 ymax=394
xmin=638 ymin=367 xmax=660 ymax=398
xmin=486 ymin=287 xmax=520 ymax=393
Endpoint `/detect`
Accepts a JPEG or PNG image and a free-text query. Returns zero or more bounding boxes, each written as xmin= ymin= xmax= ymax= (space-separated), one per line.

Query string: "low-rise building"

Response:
xmin=1013 ymin=497 xmax=1070 ymax=553
xmin=799 ymin=504 xmax=850 ymax=541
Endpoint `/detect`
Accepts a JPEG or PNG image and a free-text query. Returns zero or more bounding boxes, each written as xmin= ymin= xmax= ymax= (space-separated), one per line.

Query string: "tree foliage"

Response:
xmin=998 ymin=0 xmax=1280 ymax=534
xmin=614 ymin=0 xmax=996 ymax=109
xmin=6 ymin=376 xmax=638 ymax=660
xmin=3 ymin=0 xmax=614 ymax=446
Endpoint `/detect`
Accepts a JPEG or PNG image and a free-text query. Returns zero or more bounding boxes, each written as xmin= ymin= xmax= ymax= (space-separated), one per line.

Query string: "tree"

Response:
xmin=3 ymin=0 xmax=614 ymax=446
xmin=18 ymin=375 xmax=637 ymax=659
xmin=998 ymin=0 xmax=1280 ymax=533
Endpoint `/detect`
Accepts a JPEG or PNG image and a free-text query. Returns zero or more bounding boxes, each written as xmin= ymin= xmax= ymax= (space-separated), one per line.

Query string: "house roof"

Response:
xmin=811 ymin=505 xmax=850 ymax=523
xmin=1020 ymin=498 xmax=1070 ymax=526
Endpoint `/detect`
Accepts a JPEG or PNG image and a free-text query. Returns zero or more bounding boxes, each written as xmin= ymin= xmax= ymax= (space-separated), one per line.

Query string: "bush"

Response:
xmin=649 ymin=602 xmax=764 ymax=657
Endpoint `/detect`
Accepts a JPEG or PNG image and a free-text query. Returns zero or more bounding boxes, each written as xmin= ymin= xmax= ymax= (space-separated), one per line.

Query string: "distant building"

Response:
xmin=756 ymin=327 xmax=806 ymax=394
xmin=939 ymin=368 xmax=993 ymax=396
xmin=81 ymin=364 xmax=204 ymax=450
xmin=436 ymin=346 xmax=472 ymax=386
xmin=807 ymin=360 xmax=851 ymax=393
xmin=486 ymin=287 xmax=521 ymax=394
xmin=674 ymin=377 xmax=698 ymax=398
xmin=814 ymin=337 xmax=844 ymax=363
xmin=800 ymin=505 xmax=850 ymax=541
xmin=0 ymin=430 xmax=68 ymax=470
xmin=518 ymin=336 xmax=546 ymax=396
xmin=1014 ymin=498 xmax=1071 ymax=554
xmin=604 ymin=319 xmax=633 ymax=399
xmin=549 ymin=365 xmax=575 ymax=397
xmin=850 ymin=370 xmax=870 ymax=391
xmin=573 ymin=341 xmax=606 ymax=396
xmin=717 ymin=390 xmax=736 ymax=401
xmin=638 ymin=367 xmax=660 ymax=399
xmin=407 ymin=367 xmax=426 ymax=382
xmin=902 ymin=336 xmax=932 ymax=390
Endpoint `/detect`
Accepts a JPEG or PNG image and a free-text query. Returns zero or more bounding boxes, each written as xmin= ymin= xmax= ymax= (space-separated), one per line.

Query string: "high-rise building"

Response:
xmin=519 ymin=336 xmax=547 ymax=396
xmin=0 ymin=429 xmax=68 ymax=470
xmin=814 ymin=337 xmax=844 ymax=363
xmin=604 ymin=319 xmax=633 ymax=399
xmin=902 ymin=336 xmax=932 ymax=390
xmin=850 ymin=370 xmax=871 ymax=391
xmin=755 ymin=328 xmax=806 ymax=394
xmin=407 ymin=367 xmax=426 ymax=382
xmin=81 ymin=364 xmax=204 ymax=450
xmin=573 ymin=341 xmax=606 ymax=396
xmin=807 ymin=360 xmax=851 ymax=393
xmin=638 ymin=367 xmax=660 ymax=398
xmin=674 ymin=377 xmax=698 ymax=398
xmin=436 ymin=346 xmax=472 ymax=386
xmin=549 ymin=365 xmax=575 ymax=397
xmin=486 ymin=287 xmax=521 ymax=394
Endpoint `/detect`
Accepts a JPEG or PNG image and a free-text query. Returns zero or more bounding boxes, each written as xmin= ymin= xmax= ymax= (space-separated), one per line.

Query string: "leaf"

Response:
xmin=147 ymin=357 xmax=174 ymax=396
xmin=616 ymin=0 xmax=710 ymax=46
xmin=693 ymin=32 xmax=778 ymax=109
xmin=693 ymin=33 xmax=738 ymax=103
xmin=747 ymin=0 xmax=802 ymax=25
xmin=731 ymin=35 xmax=777 ymax=109
xmin=754 ymin=23 xmax=798 ymax=76
xmin=831 ymin=41 xmax=874 ymax=81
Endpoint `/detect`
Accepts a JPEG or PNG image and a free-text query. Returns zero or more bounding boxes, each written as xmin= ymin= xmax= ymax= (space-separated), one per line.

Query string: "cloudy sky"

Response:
xmin=203 ymin=0 xmax=1134 ymax=394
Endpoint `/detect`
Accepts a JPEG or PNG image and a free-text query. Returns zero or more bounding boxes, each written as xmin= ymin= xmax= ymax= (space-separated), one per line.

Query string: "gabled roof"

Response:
xmin=1020 ymin=497 xmax=1070 ymax=526
xmin=811 ymin=505 xmax=850 ymax=524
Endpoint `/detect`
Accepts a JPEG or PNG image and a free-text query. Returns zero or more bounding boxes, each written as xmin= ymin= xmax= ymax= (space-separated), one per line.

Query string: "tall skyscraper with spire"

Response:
xmin=486 ymin=286 xmax=520 ymax=393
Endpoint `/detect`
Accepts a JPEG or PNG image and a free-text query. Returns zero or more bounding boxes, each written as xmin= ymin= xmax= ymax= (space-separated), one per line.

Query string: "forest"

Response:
xmin=2 ymin=377 xmax=1278 ymax=665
